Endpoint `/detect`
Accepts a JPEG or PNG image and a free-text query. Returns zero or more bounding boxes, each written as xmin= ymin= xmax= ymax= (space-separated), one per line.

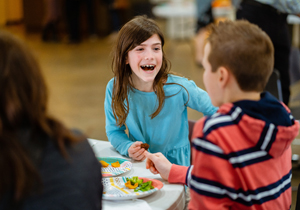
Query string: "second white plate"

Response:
xmin=98 ymin=157 xmax=132 ymax=177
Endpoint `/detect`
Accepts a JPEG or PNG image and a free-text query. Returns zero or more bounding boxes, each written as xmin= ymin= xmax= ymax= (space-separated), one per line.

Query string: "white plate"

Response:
xmin=102 ymin=176 xmax=164 ymax=200
xmin=98 ymin=157 xmax=132 ymax=177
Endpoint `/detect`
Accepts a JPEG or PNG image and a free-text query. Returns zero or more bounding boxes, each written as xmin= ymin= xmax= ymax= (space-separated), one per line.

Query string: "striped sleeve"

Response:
xmin=168 ymin=164 xmax=193 ymax=186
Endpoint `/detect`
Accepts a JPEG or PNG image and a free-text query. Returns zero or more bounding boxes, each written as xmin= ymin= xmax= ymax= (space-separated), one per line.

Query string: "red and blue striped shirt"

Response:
xmin=169 ymin=92 xmax=300 ymax=209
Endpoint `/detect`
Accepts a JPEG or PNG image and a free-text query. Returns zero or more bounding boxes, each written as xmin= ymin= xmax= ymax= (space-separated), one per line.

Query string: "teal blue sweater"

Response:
xmin=104 ymin=75 xmax=217 ymax=166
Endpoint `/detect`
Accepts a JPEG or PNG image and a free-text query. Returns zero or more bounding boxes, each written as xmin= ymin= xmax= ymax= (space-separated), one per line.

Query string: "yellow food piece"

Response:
xmin=111 ymin=161 xmax=120 ymax=167
xmin=125 ymin=181 xmax=138 ymax=189
xmin=100 ymin=160 xmax=109 ymax=167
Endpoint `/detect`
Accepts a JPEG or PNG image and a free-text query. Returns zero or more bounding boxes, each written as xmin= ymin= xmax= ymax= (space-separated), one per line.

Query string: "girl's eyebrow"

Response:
xmin=139 ymin=42 xmax=162 ymax=46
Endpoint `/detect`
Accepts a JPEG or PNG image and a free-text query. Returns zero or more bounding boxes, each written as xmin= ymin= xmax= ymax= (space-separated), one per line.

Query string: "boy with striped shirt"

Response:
xmin=145 ymin=20 xmax=300 ymax=209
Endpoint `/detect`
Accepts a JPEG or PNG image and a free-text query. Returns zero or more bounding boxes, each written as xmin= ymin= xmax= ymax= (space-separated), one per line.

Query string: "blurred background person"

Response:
xmin=194 ymin=0 xmax=236 ymax=65
xmin=194 ymin=0 xmax=214 ymax=66
xmin=0 ymin=30 xmax=103 ymax=209
xmin=236 ymin=0 xmax=300 ymax=106
xmin=103 ymin=0 xmax=130 ymax=41
xmin=130 ymin=0 xmax=154 ymax=18
xmin=65 ymin=0 xmax=98 ymax=43
xmin=41 ymin=0 xmax=61 ymax=42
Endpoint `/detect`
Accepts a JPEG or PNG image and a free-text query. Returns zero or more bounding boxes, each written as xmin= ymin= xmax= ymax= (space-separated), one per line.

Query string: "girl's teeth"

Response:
xmin=141 ymin=65 xmax=155 ymax=70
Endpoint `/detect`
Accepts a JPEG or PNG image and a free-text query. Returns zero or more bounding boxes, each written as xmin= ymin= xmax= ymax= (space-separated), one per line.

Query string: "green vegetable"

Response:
xmin=126 ymin=177 xmax=154 ymax=192
xmin=134 ymin=181 xmax=154 ymax=192
xmin=126 ymin=176 xmax=143 ymax=186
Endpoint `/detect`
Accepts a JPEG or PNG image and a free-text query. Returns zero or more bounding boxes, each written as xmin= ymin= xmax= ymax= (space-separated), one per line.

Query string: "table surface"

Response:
xmin=88 ymin=139 xmax=186 ymax=210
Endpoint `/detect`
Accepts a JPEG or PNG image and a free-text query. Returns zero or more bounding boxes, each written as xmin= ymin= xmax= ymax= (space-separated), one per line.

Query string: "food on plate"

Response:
xmin=99 ymin=160 xmax=121 ymax=168
xmin=125 ymin=181 xmax=138 ymax=189
xmin=134 ymin=180 xmax=154 ymax=192
xmin=141 ymin=143 xmax=149 ymax=150
xmin=125 ymin=177 xmax=154 ymax=192
xmin=100 ymin=160 xmax=109 ymax=167
xmin=127 ymin=176 xmax=143 ymax=185
xmin=111 ymin=161 xmax=120 ymax=167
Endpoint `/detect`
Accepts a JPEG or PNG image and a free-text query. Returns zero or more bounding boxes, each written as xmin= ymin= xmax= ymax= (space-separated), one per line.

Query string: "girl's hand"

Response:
xmin=128 ymin=141 xmax=146 ymax=161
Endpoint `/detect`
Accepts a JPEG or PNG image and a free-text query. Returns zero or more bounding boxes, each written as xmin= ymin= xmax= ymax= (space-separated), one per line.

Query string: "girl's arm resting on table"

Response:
xmin=106 ymin=128 xmax=133 ymax=156
xmin=104 ymin=79 xmax=146 ymax=160
xmin=105 ymin=80 xmax=133 ymax=157
xmin=107 ymin=128 xmax=146 ymax=160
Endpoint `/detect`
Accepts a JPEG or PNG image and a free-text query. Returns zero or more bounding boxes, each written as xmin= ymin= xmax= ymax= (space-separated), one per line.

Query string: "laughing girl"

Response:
xmin=104 ymin=16 xmax=217 ymax=166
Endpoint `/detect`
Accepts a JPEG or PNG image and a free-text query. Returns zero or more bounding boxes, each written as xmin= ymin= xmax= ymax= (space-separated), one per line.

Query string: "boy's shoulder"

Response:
xmin=192 ymin=103 xmax=245 ymax=157
xmin=192 ymin=103 xmax=236 ymax=141
xmin=193 ymin=99 xmax=296 ymax=145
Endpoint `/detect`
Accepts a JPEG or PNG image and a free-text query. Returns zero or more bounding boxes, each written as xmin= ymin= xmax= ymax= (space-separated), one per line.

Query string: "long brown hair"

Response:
xmin=0 ymin=31 xmax=81 ymax=201
xmin=111 ymin=16 xmax=173 ymax=126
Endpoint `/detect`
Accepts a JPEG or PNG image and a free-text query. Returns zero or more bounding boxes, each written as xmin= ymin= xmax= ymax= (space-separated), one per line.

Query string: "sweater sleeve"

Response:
xmin=104 ymin=79 xmax=133 ymax=157
xmin=183 ymin=79 xmax=218 ymax=116
xmin=168 ymin=164 xmax=193 ymax=186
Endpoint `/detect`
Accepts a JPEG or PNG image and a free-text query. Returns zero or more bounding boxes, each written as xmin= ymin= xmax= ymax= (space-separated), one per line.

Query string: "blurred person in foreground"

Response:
xmin=145 ymin=20 xmax=300 ymax=209
xmin=0 ymin=30 xmax=102 ymax=209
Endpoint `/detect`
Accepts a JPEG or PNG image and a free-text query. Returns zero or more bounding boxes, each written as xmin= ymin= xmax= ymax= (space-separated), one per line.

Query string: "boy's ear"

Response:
xmin=218 ymin=66 xmax=229 ymax=88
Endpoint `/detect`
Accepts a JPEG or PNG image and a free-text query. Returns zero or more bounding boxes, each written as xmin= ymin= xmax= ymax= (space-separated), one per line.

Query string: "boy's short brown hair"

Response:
xmin=206 ymin=20 xmax=274 ymax=92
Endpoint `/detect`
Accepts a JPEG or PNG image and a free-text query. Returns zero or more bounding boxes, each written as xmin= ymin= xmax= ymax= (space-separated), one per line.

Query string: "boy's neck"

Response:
xmin=224 ymin=88 xmax=261 ymax=104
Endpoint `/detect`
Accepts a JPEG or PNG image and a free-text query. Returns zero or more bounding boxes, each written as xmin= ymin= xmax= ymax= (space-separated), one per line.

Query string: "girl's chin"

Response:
xmin=142 ymin=78 xmax=156 ymax=83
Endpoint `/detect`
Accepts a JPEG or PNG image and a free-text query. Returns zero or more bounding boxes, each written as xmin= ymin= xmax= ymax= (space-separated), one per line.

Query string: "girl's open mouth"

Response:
xmin=141 ymin=65 xmax=155 ymax=71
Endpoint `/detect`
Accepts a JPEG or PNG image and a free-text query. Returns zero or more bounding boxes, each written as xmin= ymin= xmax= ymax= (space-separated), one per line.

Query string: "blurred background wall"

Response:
xmin=0 ymin=0 xmax=23 ymax=26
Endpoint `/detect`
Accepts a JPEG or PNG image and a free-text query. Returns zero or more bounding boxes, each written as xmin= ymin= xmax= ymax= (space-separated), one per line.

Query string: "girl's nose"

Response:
xmin=145 ymin=50 xmax=154 ymax=60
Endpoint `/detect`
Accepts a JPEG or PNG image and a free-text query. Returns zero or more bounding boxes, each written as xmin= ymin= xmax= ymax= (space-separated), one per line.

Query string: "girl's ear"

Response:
xmin=125 ymin=56 xmax=129 ymax=64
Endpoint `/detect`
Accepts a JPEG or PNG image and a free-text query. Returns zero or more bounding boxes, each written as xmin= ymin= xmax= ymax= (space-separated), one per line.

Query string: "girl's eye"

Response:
xmin=136 ymin=48 xmax=144 ymax=51
xmin=154 ymin=47 xmax=161 ymax=51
